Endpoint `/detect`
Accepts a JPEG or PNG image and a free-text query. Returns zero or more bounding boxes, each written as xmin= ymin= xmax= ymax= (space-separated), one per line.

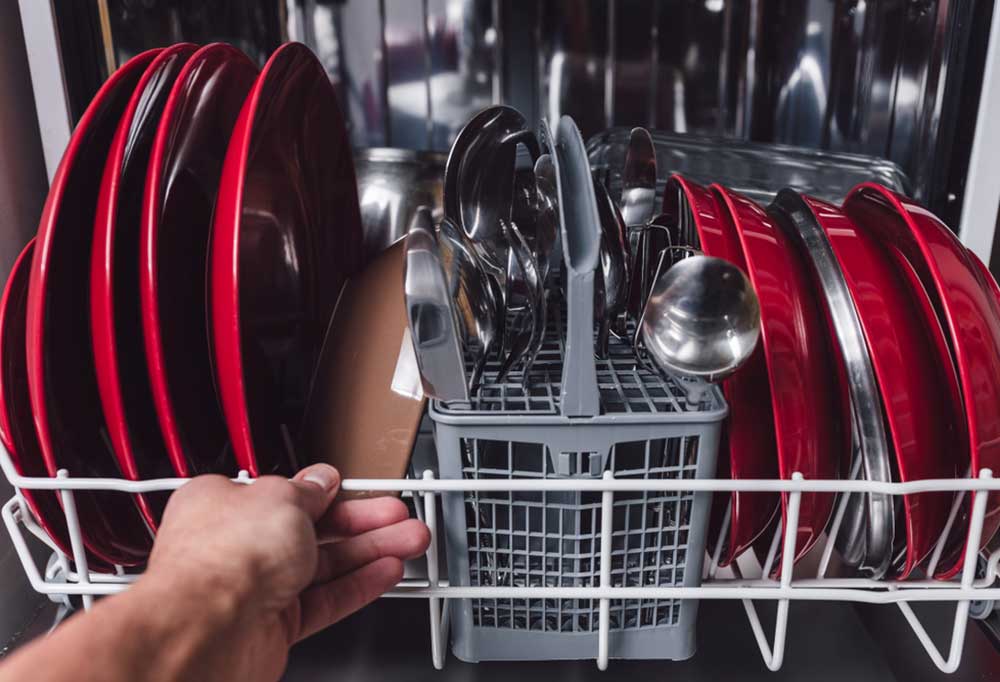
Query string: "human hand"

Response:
xmin=135 ymin=464 xmax=430 ymax=681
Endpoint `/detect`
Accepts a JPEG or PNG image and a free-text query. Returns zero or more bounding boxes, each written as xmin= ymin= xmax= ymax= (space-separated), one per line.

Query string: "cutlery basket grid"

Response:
xmin=429 ymin=294 xmax=726 ymax=661
xmin=436 ymin=295 xmax=717 ymax=418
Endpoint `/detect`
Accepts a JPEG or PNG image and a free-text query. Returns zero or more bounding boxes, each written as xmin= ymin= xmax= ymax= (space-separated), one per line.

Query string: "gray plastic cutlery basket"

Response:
xmin=427 ymin=117 xmax=727 ymax=662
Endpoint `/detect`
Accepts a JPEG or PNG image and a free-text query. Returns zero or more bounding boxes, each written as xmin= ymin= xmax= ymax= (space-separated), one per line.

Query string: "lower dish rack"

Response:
xmin=3 ymin=451 xmax=1000 ymax=674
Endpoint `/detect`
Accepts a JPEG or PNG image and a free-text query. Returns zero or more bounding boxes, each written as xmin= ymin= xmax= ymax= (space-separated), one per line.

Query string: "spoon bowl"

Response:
xmin=640 ymin=255 xmax=760 ymax=382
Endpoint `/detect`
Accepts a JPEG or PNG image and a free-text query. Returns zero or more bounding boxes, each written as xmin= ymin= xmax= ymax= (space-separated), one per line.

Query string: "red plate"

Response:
xmin=712 ymin=184 xmax=850 ymax=569
xmin=141 ymin=44 xmax=257 ymax=478
xmin=0 ymin=241 xmax=112 ymax=570
xmin=844 ymin=183 xmax=999 ymax=579
xmin=802 ymin=194 xmax=961 ymax=579
xmin=91 ymin=44 xmax=196 ymax=530
xmin=26 ymin=51 xmax=159 ymax=566
xmin=665 ymin=176 xmax=778 ymax=566
xmin=211 ymin=42 xmax=363 ymax=476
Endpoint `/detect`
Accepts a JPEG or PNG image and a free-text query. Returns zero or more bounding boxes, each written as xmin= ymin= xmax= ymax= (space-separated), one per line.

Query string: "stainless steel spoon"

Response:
xmin=497 ymin=219 xmax=542 ymax=384
xmin=532 ymin=153 xmax=559 ymax=283
xmin=443 ymin=106 xmax=539 ymax=280
xmin=437 ymin=216 xmax=498 ymax=393
xmin=620 ymin=127 xmax=658 ymax=321
xmin=593 ymin=177 xmax=631 ymax=358
xmin=403 ymin=209 xmax=470 ymax=402
xmin=639 ymin=254 xmax=761 ymax=383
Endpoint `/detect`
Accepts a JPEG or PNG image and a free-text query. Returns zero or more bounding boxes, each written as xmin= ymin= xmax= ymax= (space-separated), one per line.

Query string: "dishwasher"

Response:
xmin=2 ymin=1 xmax=1000 ymax=680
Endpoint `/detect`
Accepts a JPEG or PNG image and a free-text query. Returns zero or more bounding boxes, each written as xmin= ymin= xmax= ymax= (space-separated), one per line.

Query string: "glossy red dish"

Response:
xmin=211 ymin=42 xmax=363 ymax=476
xmin=141 ymin=44 xmax=257 ymax=478
xmin=665 ymin=176 xmax=778 ymax=567
xmin=0 ymin=241 xmax=115 ymax=569
xmin=844 ymin=183 xmax=999 ymax=579
xmin=801 ymin=194 xmax=961 ymax=579
xmin=91 ymin=44 xmax=196 ymax=530
xmin=712 ymin=184 xmax=850 ymax=569
xmin=26 ymin=51 xmax=158 ymax=566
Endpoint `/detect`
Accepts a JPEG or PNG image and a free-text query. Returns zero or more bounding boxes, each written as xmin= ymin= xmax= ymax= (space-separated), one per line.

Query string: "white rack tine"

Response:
xmin=761 ymin=518 xmax=782 ymax=579
xmin=819 ymin=454 xmax=863 ymax=578
xmin=2 ymin=497 xmax=51 ymax=595
xmin=422 ymin=470 xmax=445 ymax=670
xmin=56 ymin=470 xmax=92 ymax=610
xmin=16 ymin=487 xmax=67 ymax=561
xmin=707 ymin=497 xmax=732 ymax=580
xmin=597 ymin=470 xmax=614 ymax=671
xmin=895 ymin=468 xmax=994 ymax=673
xmin=926 ymin=466 xmax=971 ymax=576
xmin=741 ymin=472 xmax=803 ymax=672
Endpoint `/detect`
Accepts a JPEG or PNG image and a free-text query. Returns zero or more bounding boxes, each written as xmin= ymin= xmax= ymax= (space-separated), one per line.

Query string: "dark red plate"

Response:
xmin=802 ymin=194 xmax=961 ymax=579
xmin=844 ymin=183 xmax=999 ymax=579
xmin=666 ymin=176 xmax=778 ymax=567
xmin=141 ymin=44 xmax=257 ymax=478
xmin=211 ymin=42 xmax=363 ymax=476
xmin=26 ymin=51 xmax=159 ymax=566
xmin=712 ymin=184 xmax=850 ymax=569
xmin=91 ymin=44 xmax=196 ymax=530
xmin=0 ymin=241 xmax=112 ymax=570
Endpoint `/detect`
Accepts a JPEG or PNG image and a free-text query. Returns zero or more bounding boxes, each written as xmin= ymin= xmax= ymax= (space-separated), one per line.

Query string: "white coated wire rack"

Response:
xmin=2 ymin=446 xmax=1000 ymax=674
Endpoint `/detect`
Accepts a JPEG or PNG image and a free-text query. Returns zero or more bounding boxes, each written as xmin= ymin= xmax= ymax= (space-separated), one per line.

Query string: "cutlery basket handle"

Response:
xmin=550 ymin=116 xmax=602 ymax=417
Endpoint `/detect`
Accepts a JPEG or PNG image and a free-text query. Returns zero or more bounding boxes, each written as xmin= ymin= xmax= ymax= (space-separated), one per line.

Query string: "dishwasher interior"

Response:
xmin=3 ymin=0 xmax=1000 ymax=679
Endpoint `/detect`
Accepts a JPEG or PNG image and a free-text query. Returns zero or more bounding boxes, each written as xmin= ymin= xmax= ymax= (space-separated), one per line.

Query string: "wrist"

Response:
xmin=112 ymin=569 xmax=245 ymax=678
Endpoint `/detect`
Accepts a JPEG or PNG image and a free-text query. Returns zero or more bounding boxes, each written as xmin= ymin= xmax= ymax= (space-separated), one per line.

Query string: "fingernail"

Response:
xmin=303 ymin=465 xmax=339 ymax=492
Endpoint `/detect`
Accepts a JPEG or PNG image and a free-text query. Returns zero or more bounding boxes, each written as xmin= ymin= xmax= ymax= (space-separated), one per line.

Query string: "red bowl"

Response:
xmin=712 ymin=184 xmax=850 ymax=571
xmin=91 ymin=44 xmax=196 ymax=530
xmin=26 ymin=51 xmax=159 ymax=566
xmin=664 ymin=176 xmax=778 ymax=567
xmin=140 ymin=44 xmax=257 ymax=478
xmin=801 ymin=194 xmax=961 ymax=579
xmin=843 ymin=183 xmax=997 ymax=579
xmin=210 ymin=42 xmax=363 ymax=476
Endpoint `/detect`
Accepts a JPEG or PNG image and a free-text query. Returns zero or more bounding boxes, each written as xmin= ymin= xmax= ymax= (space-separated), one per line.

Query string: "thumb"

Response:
xmin=290 ymin=464 xmax=341 ymax=522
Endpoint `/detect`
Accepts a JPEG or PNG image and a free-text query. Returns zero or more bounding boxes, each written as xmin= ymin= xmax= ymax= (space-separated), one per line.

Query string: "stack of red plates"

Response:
xmin=0 ymin=42 xmax=362 ymax=568
xmin=678 ymin=174 xmax=1000 ymax=580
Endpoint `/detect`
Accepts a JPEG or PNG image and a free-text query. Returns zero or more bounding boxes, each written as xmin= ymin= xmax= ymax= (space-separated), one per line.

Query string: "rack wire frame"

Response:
xmin=2 ymin=447 xmax=1000 ymax=674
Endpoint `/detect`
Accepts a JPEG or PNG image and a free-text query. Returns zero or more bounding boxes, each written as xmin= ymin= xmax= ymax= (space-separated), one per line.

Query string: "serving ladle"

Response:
xmin=639 ymin=253 xmax=761 ymax=384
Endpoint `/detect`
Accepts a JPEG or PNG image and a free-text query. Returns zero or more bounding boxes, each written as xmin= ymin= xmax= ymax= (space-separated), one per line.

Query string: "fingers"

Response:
xmin=316 ymin=496 xmax=410 ymax=542
xmin=296 ymin=557 xmax=404 ymax=642
xmin=287 ymin=464 xmax=342 ymax=522
xmin=313 ymin=518 xmax=430 ymax=584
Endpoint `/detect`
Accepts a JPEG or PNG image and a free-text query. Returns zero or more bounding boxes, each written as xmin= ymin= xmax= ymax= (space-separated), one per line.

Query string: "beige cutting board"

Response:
xmin=300 ymin=240 xmax=426 ymax=498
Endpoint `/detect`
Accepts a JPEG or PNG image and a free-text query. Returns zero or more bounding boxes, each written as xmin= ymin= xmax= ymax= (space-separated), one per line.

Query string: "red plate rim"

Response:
xmin=844 ymin=182 xmax=1000 ymax=579
xmin=140 ymin=43 xmax=255 ymax=478
xmin=803 ymin=193 xmax=962 ymax=579
xmin=25 ymin=49 xmax=163 ymax=565
xmin=26 ymin=49 xmax=160 ymax=472
xmin=0 ymin=239 xmax=85 ymax=561
xmin=90 ymin=44 xmax=196 ymax=530
xmin=667 ymin=175 xmax=778 ymax=566
xmin=711 ymin=183 xmax=848 ymax=568
xmin=211 ymin=42 xmax=324 ymax=476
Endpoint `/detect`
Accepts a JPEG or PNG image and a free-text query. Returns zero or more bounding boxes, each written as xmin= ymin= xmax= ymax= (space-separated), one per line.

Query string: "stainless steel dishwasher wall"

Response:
xmin=0 ymin=0 xmax=53 ymax=648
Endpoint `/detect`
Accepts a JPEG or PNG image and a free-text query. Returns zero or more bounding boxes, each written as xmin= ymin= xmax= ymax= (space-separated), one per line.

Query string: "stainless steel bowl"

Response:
xmin=355 ymin=148 xmax=446 ymax=263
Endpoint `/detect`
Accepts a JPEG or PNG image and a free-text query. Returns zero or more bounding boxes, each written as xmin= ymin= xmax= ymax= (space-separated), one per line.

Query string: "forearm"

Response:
xmin=0 ymin=575 xmax=241 ymax=682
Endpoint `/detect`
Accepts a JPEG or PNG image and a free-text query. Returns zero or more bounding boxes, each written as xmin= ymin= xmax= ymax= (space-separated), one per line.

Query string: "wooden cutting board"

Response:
xmin=300 ymin=240 xmax=426 ymax=498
